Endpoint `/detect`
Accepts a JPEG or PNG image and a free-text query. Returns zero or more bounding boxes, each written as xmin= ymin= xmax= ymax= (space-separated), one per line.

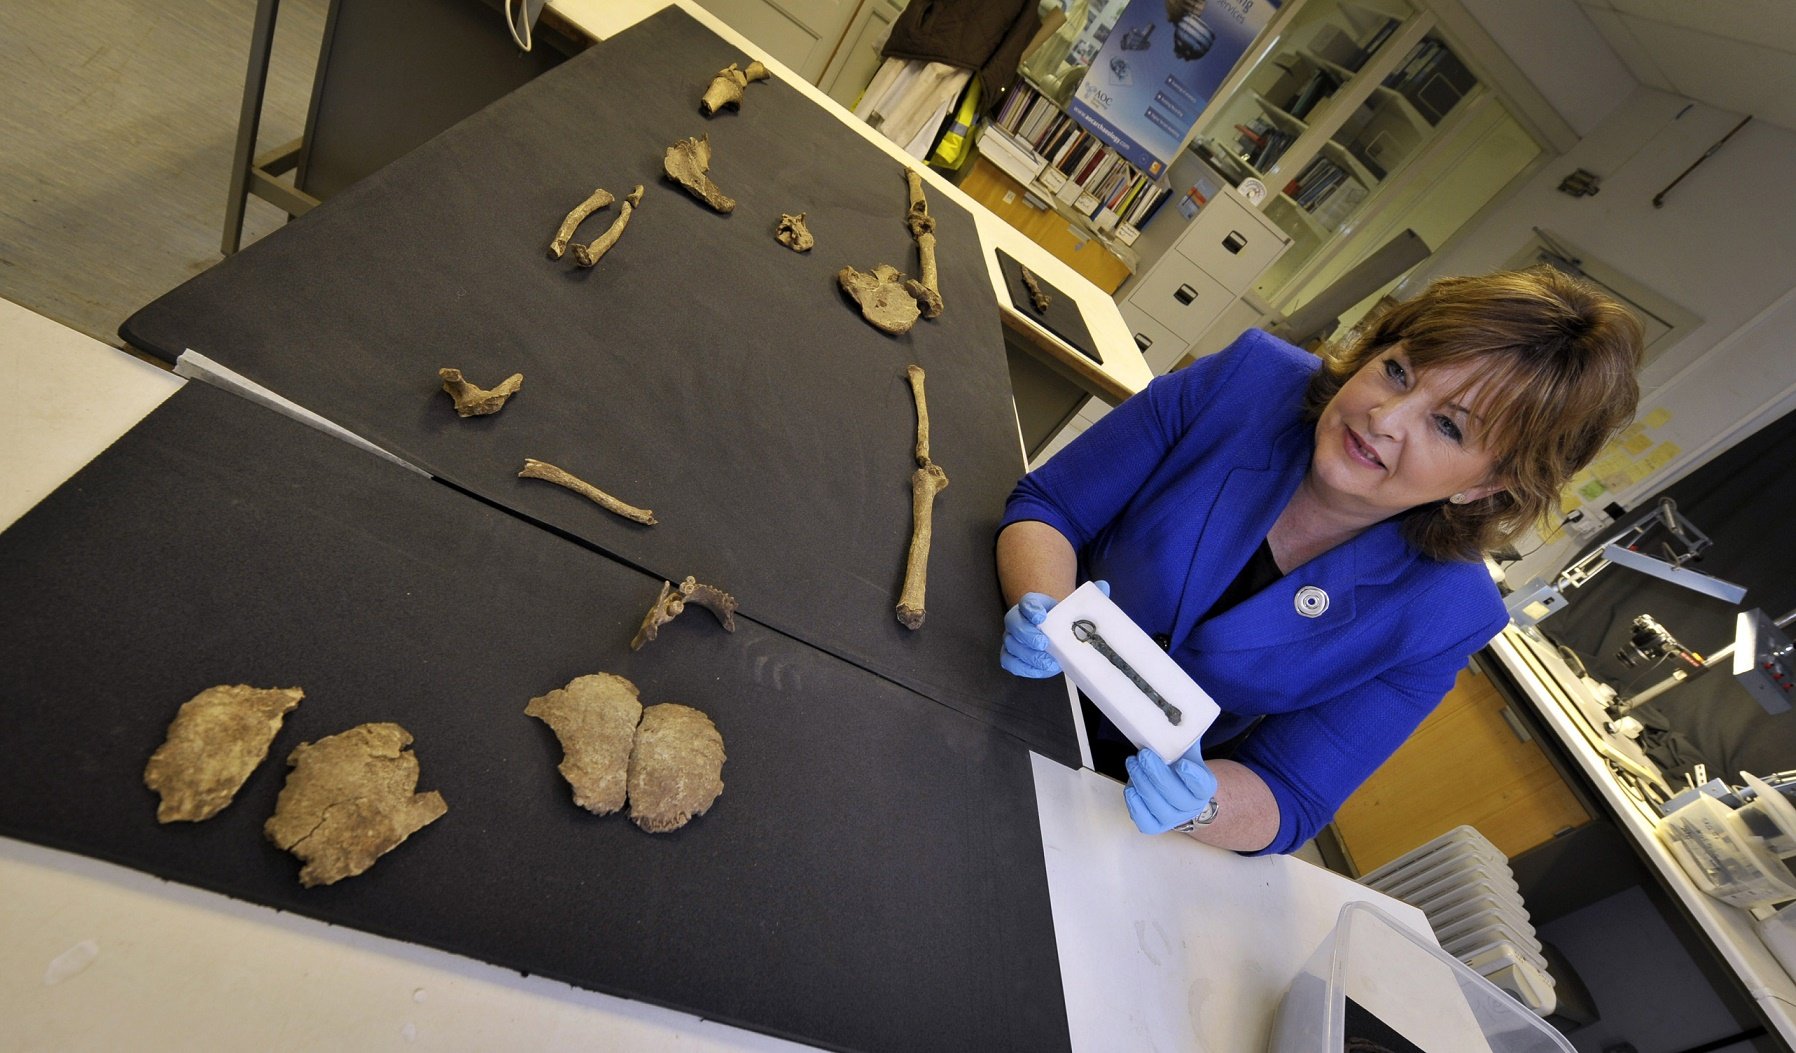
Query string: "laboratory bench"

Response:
xmin=1486 ymin=625 xmax=1796 ymax=1047
xmin=0 ymin=5 xmax=1434 ymax=1048
xmin=0 ymin=274 xmax=1418 ymax=1052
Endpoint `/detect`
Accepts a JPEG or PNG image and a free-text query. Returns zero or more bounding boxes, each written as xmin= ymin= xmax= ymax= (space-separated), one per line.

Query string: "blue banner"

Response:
xmin=1068 ymin=0 xmax=1278 ymax=177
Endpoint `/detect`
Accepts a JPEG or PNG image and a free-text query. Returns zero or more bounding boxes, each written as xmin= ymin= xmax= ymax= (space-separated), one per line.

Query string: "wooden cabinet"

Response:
xmin=1332 ymin=661 xmax=1592 ymax=874
xmin=1116 ymin=186 xmax=1290 ymax=372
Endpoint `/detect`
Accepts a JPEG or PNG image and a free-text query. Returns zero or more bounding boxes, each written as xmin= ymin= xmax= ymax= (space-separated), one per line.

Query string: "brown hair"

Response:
xmin=1303 ymin=266 xmax=1644 ymax=561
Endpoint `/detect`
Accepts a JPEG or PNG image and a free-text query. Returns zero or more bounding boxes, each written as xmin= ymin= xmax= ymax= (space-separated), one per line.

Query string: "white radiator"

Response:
xmin=1359 ymin=825 xmax=1557 ymax=1016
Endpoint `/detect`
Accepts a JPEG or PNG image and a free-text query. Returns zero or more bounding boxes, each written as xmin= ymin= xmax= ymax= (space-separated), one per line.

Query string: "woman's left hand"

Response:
xmin=1124 ymin=748 xmax=1218 ymax=835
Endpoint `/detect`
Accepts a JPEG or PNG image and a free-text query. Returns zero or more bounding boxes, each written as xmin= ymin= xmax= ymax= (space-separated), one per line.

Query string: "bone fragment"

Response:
xmin=264 ymin=722 xmax=446 ymax=887
xmin=903 ymin=169 xmax=943 ymax=318
xmin=627 ymin=703 xmax=726 ymax=833
xmin=525 ymin=673 xmax=643 ymax=815
xmin=573 ymin=185 xmax=644 ymax=268
xmin=663 ymin=135 xmax=736 ymax=213
xmin=1020 ymin=265 xmax=1052 ymax=314
xmin=775 ymin=212 xmax=814 ymax=252
xmin=896 ymin=365 xmax=948 ymax=630
xmin=699 ymin=60 xmax=770 ymax=115
xmin=144 ymin=684 xmax=303 ymax=823
xmin=838 ymin=264 xmax=921 ymax=335
xmin=548 ymin=188 xmax=615 ymax=259
xmin=438 ymin=368 xmax=523 ymax=416
xmin=632 ymin=575 xmax=740 ymax=650
xmin=519 ymin=458 xmax=656 ymax=525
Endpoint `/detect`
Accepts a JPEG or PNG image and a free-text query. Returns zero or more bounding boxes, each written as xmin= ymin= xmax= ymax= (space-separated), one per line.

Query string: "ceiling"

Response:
xmin=1574 ymin=0 xmax=1796 ymax=132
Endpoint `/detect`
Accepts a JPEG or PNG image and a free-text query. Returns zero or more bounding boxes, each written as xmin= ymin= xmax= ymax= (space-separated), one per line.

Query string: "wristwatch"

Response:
xmin=1174 ymin=798 xmax=1219 ymax=834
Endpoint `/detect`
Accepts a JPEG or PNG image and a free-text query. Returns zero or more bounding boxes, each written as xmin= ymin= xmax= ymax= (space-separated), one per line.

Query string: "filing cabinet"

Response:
xmin=1117 ymin=186 xmax=1291 ymax=373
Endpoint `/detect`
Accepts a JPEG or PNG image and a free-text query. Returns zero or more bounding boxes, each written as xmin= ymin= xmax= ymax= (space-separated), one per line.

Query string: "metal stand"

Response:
xmin=221 ymin=0 xmax=321 ymax=255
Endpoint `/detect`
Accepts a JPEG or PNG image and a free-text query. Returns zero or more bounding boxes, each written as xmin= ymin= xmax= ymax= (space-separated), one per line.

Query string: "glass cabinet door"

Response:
xmin=1183 ymin=0 xmax=1482 ymax=306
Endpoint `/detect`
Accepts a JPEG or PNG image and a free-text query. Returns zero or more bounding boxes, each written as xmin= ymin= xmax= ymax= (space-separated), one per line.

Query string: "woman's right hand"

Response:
xmin=998 ymin=581 xmax=1108 ymax=678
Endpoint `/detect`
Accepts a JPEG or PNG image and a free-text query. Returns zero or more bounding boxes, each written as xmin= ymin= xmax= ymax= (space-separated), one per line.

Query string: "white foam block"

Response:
xmin=1040 ymin=582 xmax=1219 ymax=764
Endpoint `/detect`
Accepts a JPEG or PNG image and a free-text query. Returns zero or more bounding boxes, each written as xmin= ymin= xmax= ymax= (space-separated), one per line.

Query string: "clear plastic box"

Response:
xmin=1270 ymin=901 xmax=1573 ymax=1052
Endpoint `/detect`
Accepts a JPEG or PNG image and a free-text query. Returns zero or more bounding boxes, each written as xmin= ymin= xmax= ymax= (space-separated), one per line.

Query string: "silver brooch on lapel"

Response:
xmin=1294 ymin=586 xmax=1329 ymax=618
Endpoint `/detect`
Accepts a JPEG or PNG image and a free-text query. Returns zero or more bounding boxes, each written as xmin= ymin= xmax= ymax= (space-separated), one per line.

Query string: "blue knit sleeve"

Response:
xmin=1000 ymin=330 xmax=1288 ymax=548
xmin=1233 ymin=577 xmax=1509 ymax=856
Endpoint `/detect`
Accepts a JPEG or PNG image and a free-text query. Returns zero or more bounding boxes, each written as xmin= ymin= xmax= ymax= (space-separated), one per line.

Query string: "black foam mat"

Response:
xmin=0 ymin=383 xmax=1070 ymax=1053
xmin=994 ymin=249 xmax=1101 ymax=364
xmin=119 ymin=8 xmax=1075 ymax=766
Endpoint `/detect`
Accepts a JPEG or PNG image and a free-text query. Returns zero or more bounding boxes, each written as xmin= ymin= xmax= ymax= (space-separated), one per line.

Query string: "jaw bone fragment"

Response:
xmin=896 ymin=365 xmax=948 ymax=629
xmin=144 ymin=684 xmax=303 ymax=823
xmin=700 ymin=60 xmax=770 ymax=115
xmin=548 ymin=187 xmax=614 ymax=259
xmin=775 ymin=212 xmax=814 ymax=252
xmin=264 ymin=722 xmax=447 ymax=888
xmin=518 ymin=458 xmax=656 ymax=525
xmin=631 ymin=575 xmax=739 ymax=650
xmin=627 ymin=703 xmax=726 ymax=833
xmin=525 ymin=673 xmax=643 ymax=815
xmin=838 ymin=264 xmax=921 ymax=336
xmin=573 ymin=185 xmax=645 ymax=268
xmin=664 ymin=135 xmax=736 ymax=213
xmin=438 ymin=368 xmax=523 ymax=416
xmin=903 ymin=169 xmax=943 ymax=318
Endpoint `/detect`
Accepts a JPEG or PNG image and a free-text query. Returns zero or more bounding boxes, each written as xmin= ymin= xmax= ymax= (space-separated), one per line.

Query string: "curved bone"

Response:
xmin=438 ymin=368 xmax=523 ymax=416
xmin=632 ymin=575 xmax=738 ymax=650
xmin=548 ymin=187 xmax=614 ymax=259
xmin=573 ymin=185 xmax=644 ymax=268
xmin=519 ymin=458 xmax=656 ymax=525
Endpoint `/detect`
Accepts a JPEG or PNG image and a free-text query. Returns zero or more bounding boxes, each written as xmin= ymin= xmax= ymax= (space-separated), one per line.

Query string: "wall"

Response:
xmin=1390 ymin=86 xmax=1796 ymax=584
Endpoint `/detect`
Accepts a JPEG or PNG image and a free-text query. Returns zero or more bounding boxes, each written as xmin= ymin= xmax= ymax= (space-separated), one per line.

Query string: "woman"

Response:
xmin=997 ymin=267 xmax=1642 ymax=854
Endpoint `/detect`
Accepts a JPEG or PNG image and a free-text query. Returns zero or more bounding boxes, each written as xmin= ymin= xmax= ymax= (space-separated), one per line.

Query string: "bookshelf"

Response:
xmin=1180 ymin=0 xmax=1480 ymax=307
xmin=972 ymin=77 xmax=1182 ymax=275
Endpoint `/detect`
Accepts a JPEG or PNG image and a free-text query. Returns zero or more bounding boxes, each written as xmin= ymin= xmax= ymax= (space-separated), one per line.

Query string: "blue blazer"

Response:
xmin=1003 ymin=330 xmax=1506 ymax=854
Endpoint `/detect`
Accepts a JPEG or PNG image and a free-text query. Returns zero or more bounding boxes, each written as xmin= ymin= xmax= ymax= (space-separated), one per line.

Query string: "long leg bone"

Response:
xmin=904 ymin=169 xmax=943 ymax=318
xmin=896 ymin=365 xmax=947 ymax=629
xmin=438 ymin=368 xmax=523 ymax=416
xmin=519 ymin=458 xmax=657 ymax=525
xmin=700 ymin=60 xmax=770 ymax=115
xmin=548 ymin=188 xmax=614 ymax=259
xmin=573 ymin=185 xmax=644 ymax=268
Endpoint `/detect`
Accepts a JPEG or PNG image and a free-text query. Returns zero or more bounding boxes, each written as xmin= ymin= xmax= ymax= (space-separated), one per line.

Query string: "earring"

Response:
xmin=1449 ymin=492 xmax=1469 ymax=505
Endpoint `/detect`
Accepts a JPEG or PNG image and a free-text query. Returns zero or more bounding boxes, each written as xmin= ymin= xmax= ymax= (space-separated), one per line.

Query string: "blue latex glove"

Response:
xmin=999 ymin=580 xmax=1108 ymax=678
xmin=1124 ymin=747 xmax=1219 ymax=835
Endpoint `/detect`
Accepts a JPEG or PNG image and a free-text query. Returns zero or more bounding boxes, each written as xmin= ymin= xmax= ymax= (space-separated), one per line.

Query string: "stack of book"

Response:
xmin=1283 ymin=156 xmax=1353 ymax=214
xmin=1232 ymin=118 xmax=1296 ymax=171
xmin=982 ymin=81 xmax=1173 ymax=247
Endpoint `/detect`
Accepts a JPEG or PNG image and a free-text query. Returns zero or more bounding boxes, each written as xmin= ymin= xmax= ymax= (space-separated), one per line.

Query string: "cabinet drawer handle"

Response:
xmin=1174 ymin=284 xmax=1198 ymax=305
xmin=1223 ymin=231 xmax=1247 ymax=254
xmin=1134 ymin=332 xmax=1153 ymax=351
